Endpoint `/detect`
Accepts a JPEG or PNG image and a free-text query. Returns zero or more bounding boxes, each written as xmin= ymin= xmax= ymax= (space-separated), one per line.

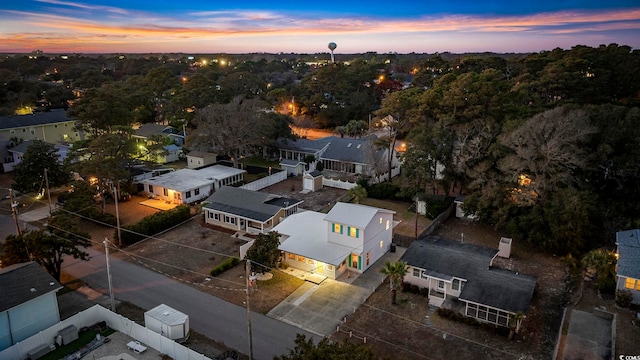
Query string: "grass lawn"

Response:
xmin=240 ymin=156 xmax=281 ymax=168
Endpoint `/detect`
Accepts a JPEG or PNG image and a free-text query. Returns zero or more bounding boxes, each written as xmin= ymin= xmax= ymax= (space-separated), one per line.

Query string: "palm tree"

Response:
xmin=348 ymin=185 xmax=367 ymax=204
xmin=380 ymin=260 xmax=408 ymax=304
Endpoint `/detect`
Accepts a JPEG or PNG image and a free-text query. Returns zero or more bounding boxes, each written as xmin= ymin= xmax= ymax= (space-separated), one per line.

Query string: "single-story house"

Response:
xmin=615 ymin=229 xmax=640 ymax=304
xmin=133 ymin=123 xmax=185 ymax=146
xmin=274 ymin=202 xmax=395 ymax=279
xmin=0 ymin=262 xmax=63 ymax=351
xmin=401 ymin=236 xmax=537 ymax=329
xmin=186 ymin=151 xmax=217 ymax=169
xmin=3 ymin=140 xmax=71 ymax=172
xmin=203 ymin=186 xmax=303 ymax=234
xmin=140 ymin=165 xmax=245 ymax=204
xmin=278 ymin=136 xmax=400 ymax=178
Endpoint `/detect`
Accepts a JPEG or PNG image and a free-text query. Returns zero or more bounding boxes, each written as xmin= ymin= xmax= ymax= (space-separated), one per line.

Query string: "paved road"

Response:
xmin=62 ymin=247 xmax=321 ymax=360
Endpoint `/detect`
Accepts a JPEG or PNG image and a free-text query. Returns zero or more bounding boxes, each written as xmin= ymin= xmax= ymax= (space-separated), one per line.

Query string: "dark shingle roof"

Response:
xmin=401 ymin=236 xmax=537 ymax=313
xmin=134 ymin=123 xmax=171 ymax=138
xmin=616 ymin=229 xmax=640 ymax=279
xmin=0 ymin=262 xmax=62 ymax=312
xmin=277 ymin=138 xmax=329 ymax=152
xmin=319 ymin=136 xmax=383 ymax=164
xmin=203 ymin=186 xmax=302 ymax=223
xmin=0 ymin=109 xmax=73 ymax=130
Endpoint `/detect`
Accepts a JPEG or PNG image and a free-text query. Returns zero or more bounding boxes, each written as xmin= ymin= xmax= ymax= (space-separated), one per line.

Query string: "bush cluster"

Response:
xmin=210 ymin=257 xmax=240 ymax=276
xmin=116 ymin=205 xmax=192 ymax=246
xmin=437 ymin=308 xmax=480 ymax=326
xmin=81 ymin=207 xmax=117 ymax=226
xmin=616 ymin=290 xmax=633 ymax=308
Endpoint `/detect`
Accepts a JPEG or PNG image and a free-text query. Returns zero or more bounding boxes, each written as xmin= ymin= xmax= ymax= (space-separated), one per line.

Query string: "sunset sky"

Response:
xmin=1 ymin=0 xmax=639 ymax=54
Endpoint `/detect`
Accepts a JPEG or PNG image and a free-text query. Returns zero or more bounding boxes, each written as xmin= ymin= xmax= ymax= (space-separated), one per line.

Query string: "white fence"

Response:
xmin=321 ymin=167 xmax=401 ymax=190
xmin=240 ymin=171 xmax=287 ymax=191
xmin=322 ymin=177 xmax=358 ymax=190
xmin=0 ymin=305 xmax=211 ymax=360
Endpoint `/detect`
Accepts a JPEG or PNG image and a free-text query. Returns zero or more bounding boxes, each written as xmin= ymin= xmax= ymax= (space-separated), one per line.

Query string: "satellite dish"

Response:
xmin=328 ymin=42 xmax=337 ymax=63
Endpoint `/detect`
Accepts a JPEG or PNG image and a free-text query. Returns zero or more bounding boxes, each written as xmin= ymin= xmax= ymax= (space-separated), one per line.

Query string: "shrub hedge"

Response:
xmin=116 ymin=205 xmax=192 ymax=246
xmin=210 ymin=257 xmax=240 ymax=276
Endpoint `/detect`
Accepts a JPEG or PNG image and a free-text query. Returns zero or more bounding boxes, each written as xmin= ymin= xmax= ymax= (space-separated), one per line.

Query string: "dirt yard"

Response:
xmin=331 ymin=217 xmax=571 ymax=360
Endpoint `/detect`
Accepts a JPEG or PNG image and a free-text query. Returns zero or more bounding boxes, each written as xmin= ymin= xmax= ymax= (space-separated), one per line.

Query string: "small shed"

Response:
xmin=280 ymin=159 xmax=306 ymax=176
xmin=144 ymin=304 xmax=189 ymax=342
xmin=303 ymin=170 xmax=323 ymax=192
xmin=186 ymin=151 xmax=217 ymax=169
xmin=454 ymin=195 xmax=476 ymax=219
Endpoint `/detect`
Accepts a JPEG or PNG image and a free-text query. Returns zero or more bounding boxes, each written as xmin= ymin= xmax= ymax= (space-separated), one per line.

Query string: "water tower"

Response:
xmin=328 ymin=42 xmax=337 ymax=63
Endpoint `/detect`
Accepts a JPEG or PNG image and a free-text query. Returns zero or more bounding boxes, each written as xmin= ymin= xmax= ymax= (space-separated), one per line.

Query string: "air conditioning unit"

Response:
xmin=498 ymin=237 xmax=512 ymax=258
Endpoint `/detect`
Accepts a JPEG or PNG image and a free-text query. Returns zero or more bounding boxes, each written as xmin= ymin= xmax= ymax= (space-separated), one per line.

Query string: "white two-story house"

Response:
xmin=274 ymin=202 xmax=395 ymax=279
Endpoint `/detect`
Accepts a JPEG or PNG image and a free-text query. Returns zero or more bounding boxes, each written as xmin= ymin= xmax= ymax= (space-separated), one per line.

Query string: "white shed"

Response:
xmin=144 ymin=304 xmax=190 ymax=342
xmin=303 ymin=170 xmax=323 ymax=192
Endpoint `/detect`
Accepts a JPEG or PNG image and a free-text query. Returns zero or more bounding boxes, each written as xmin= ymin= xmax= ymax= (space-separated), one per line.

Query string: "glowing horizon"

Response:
xmin=0 ymin=0 xmax=638 ymax=54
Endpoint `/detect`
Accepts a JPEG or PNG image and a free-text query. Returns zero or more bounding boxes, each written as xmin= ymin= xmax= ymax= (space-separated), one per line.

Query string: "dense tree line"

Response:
xmin=380 ymin=44 xmax=640 ymax=254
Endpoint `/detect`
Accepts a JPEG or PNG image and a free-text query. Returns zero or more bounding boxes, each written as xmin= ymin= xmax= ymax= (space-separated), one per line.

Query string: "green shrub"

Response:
xmin=596 ymin=275 xmax=616 ymax=295
xmin=81 ymin=207 xmax=117 ymax=226
xmin=419 ymin=287 xmax=430 ymax=297
xmin=401 ymin=281 xmax=412 ymax=292
xmin=367 ymin=182 xmax=400 ymax=200
xmin=210 ymin=257 xmax=240 ymax=276
xmin=117 ymin=205 xmax=192 ymax=246
xmin=616 ymin=289 xmax=633 ymax=308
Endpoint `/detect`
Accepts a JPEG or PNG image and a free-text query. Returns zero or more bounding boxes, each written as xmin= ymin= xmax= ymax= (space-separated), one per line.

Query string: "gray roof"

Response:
xmin=0 ymin=262 xmax=62 ymax=312
xmin=134 ymin=123 xmax=172 ymax=138
xmin=401 ymin=236 xmax=537 ymax=313
xmin=0 ymin=109 xmax=73 ymax=130
xmin=324 ymin=202 xmax=394 ymax=228
xmin=280 ymin=159 xmax=304 ymax=166
xmin=186 ymin=151 xmax=216 ymax=158
xmin=307 ymin=170 xmax=322 ymax=177
xmin=203 ymin=186 xmax=302 ymax=223
xmin=616 ymin=229 xmax=640 ymax=279
xmin=7 ymin=140 xmax=33 ymax=154
xmin=277 ymin=138 xmax=330 ymax=153
xmin=319 ymin=136 xmax=383 ymax=165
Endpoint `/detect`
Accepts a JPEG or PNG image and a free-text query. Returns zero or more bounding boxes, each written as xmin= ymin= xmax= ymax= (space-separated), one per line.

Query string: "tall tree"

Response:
xmin=187 ymin=96 xmax=268 ymax=168
xmin=245 ymin=231 xmax=281 ymax=273
xmin=380 ymin=260 xmax=408 ymax=305
xmin=0 ymin=213 xmax=90 ymax=281
xmin=13 ymin=140 xmax=69 ymax=193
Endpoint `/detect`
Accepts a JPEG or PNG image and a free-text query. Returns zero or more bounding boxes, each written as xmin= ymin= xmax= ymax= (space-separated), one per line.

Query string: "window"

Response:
xmin=163 ymin=188 xmax=168 ymax=196
xmin=326 ymin=264 xmax=334 ymax=271
xmin=185 ymin=191 xmax=191 ymax=198
xmin=307 ymin=259 xmax=314 ymax=265
xmin=208 ymin=212 xmax=213 ymax=218
xmin=194 ymin=188 xmax=200 ymax=196
xmin=437 ymin=280 xmax=445 ymax=290
xmin=380 ymin=240 xmax=384 ymax=248
xmin=386 ymin=220 xmax=390 ymax=230
xmin=214 ymin=213 xmax=220 ymax=221
xmin=452 ymin=279 xmax=461 ymax=291
xmin=288 ymin=253 xmax=295 ymax=259
xmin=379 ymin=217 xmax=382 ymax=224
xmin=366 ymin=252 xmax=370 ymax=266
xmin=413 ymin=268 xmax=421 ymax=277
xmin=348 ymin=227 xmax=359 ymax=238
xmin=148 ymin=185 xmax=154 ymax=193
xmin=625 ymin=278 xmax=640 ymax=290
xmin=332 ymin=223 xmax=342 ymax=234
xmin=297 ymin=256 xmax=306 ymax=262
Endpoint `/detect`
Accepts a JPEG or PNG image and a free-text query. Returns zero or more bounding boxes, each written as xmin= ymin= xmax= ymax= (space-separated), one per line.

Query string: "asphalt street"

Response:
xmin=62 ymin=247 xmax=321 ymax=360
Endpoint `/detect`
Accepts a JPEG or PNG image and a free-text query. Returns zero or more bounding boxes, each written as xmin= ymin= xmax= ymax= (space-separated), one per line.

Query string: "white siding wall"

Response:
xmin=361 ymin=212 xmax=393 ymax=272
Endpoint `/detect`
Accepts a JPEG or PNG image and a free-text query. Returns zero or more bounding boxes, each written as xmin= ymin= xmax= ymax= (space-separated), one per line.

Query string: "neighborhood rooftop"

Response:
xmin=0 ymin=109 xmax=72 ymax=130
xmin=0 ymin=262 xmax=62 ymax=313
xmin=616 ymin=229 xmax=640 ymax=279
xmin=401 ymin=236 xmax=537 ymax=313
xmin=204 ymin=186 xmax=302 ymax=222
xmin=323 ymin=202 xmax=395 ymax=229
xmin=141 ymin=165 xmax=245 ymax=192
xmin=275 ymin=211 xmax=359 ymax=266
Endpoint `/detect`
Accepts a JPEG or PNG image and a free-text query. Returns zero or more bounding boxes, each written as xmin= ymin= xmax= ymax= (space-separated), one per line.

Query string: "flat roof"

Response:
xmin=275 ymin=211 xmax=357 ymax=266
xmin=141 ymin=165 xmax=245 ymax=192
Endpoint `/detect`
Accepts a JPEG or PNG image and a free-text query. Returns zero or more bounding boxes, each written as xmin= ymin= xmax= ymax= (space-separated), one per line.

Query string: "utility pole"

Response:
xmin=44 ymin=168 xmax=52 ymax=215
xmin=245 ymin=260 xmax=254 ymax=360
xmin=113 ymin=182 xmax=122 ymax=247
xmin=9 ymin=189 xmax=20 ymax=236
xmin=104 ymin=238 xmax=116 ymax=312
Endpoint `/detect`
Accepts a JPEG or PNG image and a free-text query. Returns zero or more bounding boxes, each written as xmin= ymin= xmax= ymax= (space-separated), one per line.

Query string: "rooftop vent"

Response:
xmin=347 ymin=143 xmax=352 ymax=147
xmin=163 ymin=311 xmax=170 ymax=316
xmin=357 ymin=144 xmax=361 ymax=148
xmin=30 ymin=288 xmax=36 ymax=292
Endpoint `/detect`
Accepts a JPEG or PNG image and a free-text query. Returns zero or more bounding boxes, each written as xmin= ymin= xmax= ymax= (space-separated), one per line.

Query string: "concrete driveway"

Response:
xmin=267 ymin=248 xmax=405 ymax=336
